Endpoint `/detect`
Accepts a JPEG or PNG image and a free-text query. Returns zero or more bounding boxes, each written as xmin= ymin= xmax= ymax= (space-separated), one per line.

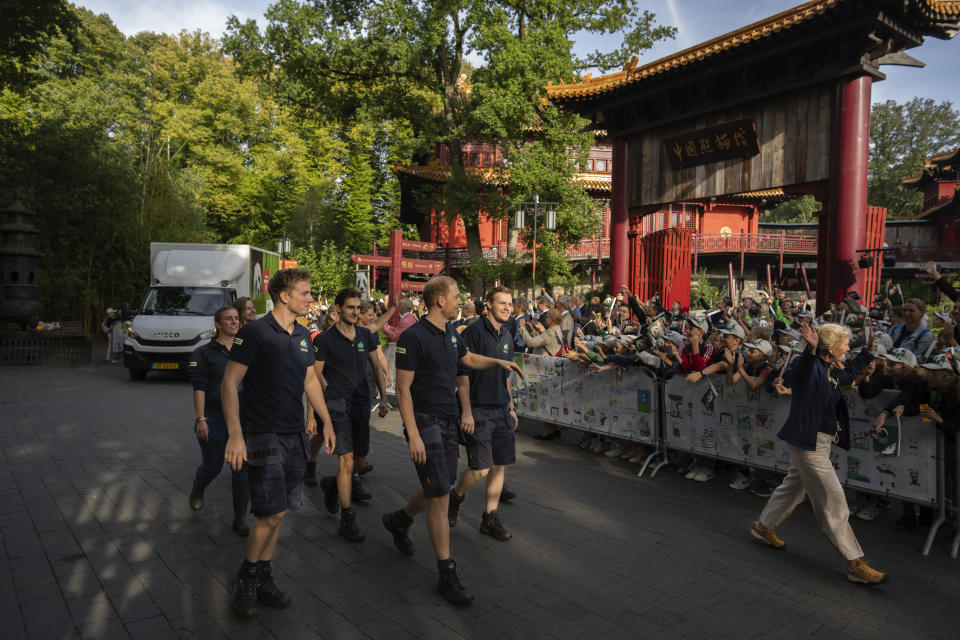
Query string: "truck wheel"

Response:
xmin=128 ymin=367 xmax=147 ymax=381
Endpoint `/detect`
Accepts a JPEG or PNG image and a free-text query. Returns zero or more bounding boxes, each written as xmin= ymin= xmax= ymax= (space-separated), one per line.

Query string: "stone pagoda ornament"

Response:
xmin=0 ymin=190 xmax=43 ymax=324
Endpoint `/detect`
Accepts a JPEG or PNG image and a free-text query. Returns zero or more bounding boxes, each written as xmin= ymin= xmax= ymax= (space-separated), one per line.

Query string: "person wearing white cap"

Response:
xmin=875 ymin=351 xmax=959 ymax=530
xmin=729 ymin=339 xmax=774 ymax=390
xmin=680 ymin=315 xmax=714 ymax=373
xmin=684 ymin=321 xmax=744 ymax=383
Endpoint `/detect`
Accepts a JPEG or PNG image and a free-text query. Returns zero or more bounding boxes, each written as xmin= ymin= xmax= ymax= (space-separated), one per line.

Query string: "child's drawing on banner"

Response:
xmin=637 ymin=389 xmax=652 ymax=414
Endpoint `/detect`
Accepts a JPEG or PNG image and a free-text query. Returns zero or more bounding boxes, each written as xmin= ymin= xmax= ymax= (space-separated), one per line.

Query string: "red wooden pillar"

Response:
xmin=819 ymin=75 xmax=871 ymax=310
xmin=389 ymin=229 xmax=403 ymax=324
xmin=610 ymin=139 xmax=629 ymax=292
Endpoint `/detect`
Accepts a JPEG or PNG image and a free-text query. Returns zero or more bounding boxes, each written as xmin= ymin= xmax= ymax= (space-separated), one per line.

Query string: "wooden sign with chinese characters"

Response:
xmin=398 ymin=258 xmax=444 ymax=274
xmin=627 ymin=84 xmax=832 ymax=207
xmin=663 ymin=119 xmax=759 ymax=170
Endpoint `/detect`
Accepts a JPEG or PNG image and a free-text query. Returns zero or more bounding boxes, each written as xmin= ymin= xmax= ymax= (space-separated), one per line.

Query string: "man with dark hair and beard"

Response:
xmin=312 ymin=288 xmax=389 ymax=542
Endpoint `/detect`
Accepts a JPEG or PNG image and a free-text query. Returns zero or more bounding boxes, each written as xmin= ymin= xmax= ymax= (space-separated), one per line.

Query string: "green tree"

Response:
xmin=0 ymin=0 xmax=78 ymax=90
xmin=0 ymin=6 xmax=349 ymax=327
xmin=869 ymin=98 xmax=960 ymax=219
xmin=224 ymin=0 xmax=674 ymax=294
xmin=762 ymin=195 xmax=821 ymax=223
xmin=289 ymin=242 xmax=354 ymax=299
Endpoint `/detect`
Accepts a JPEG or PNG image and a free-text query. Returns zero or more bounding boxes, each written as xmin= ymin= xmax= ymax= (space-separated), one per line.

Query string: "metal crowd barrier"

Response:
xmin=509 ymin=353 xmax=957 ymax=558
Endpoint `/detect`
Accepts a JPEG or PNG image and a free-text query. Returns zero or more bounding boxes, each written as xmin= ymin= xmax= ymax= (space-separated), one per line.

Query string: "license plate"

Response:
xmin=152 ymin=362 xmax=179 ymax=370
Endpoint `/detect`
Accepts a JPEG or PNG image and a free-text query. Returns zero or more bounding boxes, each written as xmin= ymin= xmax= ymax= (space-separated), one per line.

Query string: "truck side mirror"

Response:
xmin=121 ymin=302 xmax=134 ymax=321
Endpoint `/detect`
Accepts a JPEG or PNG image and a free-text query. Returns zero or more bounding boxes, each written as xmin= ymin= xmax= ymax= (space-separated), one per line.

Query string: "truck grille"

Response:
xmin=135 ymin=337 xmax=202 ymax=348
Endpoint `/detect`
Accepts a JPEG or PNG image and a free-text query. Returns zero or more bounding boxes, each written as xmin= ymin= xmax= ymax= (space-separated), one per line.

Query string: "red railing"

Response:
xmin=692 ymin=233 xmax=818 ymax=255
xmin=427 ymin=238 xmax=611 ymax=266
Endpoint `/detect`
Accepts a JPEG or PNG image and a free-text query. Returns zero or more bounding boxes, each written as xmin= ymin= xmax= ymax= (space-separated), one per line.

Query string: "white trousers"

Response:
xmin=759 ymin=432 xmax=863 ymax=561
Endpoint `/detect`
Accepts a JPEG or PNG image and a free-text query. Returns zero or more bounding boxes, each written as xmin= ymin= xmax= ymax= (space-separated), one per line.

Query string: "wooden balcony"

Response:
xmin=426 ymin=238 xmax=611 ymax=266
xmin=692 ymin=232 xmax=818 ymax=255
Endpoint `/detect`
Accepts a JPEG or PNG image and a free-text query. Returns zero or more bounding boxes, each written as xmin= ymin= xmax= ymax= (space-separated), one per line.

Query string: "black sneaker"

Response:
xmin=320 ymin=476 xmax=339 ymax=514
xmin=448 ymin=491 xmax=464 ymax=527
xmin=382 ymin=510 xmax=415 ymax=556
xmin=232 ymin=571 xmax=258 ymax=617
xmin=894 ymin=513 xmax=918 ymax=531
xmin=357 ymin=463 xmax=374 ymax=476
xmin=437 ymin=559 xmax=473 ymax=605
xmin=304 ymin=461 xmax=318 ymax=487
xmin=352 ymin=475 xmax=373 ymax=502
xmin=479 ymin=510 xmax=512 ymax=541
xmin=256 ymin=564 xmax=292 ymax=609
xmin=500 ymin=484 xmax=517 ymax=503
xmin=189 ymin=478 xmax=204 ymax=511
xmin=338 ymin=507 xmax=365 ymax=543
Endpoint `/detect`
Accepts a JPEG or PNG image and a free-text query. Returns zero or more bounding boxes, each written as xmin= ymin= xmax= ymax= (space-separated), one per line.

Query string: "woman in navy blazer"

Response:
xmin=750 ymin=323 xmax=889 ymax=586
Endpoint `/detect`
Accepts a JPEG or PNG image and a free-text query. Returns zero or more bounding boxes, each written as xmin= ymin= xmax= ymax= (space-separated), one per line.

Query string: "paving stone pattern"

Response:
xmin=0 ymin=364 xmax=958 ymax=639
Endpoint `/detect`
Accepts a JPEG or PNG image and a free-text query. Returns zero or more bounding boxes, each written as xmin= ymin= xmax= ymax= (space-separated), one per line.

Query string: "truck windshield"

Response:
xmin=139 ymin=287 xmax=227 ymax=316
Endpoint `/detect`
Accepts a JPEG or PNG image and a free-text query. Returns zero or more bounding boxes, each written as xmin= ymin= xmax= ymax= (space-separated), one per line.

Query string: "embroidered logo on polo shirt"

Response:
xmin=299 ymin=338 xmax=309 ymax=352
xmin=233 ymin=338 xmax=243 ymax=346
xmin=451 ymin=336 xmax=457 ymax=345
xmin=502 ymin=344 xmax=509 ymax=353
xmin=189 ymin=361 xmax=197 ymax=367
xmin=357 ymin=341 xmax=365 ymax=350
xmin=396 ymin=347 xmax=407 ymax=354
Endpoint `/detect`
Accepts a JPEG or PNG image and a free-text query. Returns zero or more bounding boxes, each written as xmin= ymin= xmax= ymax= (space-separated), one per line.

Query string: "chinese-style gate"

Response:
xmin=351 ymin=230 xmax=442 ymax=320
xmin=548 ymin=0 xmax=960 ymax=309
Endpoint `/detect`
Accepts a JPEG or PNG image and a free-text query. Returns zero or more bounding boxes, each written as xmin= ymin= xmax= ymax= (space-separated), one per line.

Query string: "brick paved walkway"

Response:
xmin=1 ymin=364 xmax=958 ymax=639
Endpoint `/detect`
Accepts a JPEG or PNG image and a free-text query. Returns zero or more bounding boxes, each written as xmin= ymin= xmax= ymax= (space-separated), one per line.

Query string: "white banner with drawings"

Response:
xmin=511 ymin=354 xmax=658 ymax=445
xmin=663 ymin=375 xmax=937 ymax=505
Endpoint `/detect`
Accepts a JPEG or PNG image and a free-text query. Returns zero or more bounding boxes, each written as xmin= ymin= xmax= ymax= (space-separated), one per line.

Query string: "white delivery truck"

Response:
xmin=122 ymin=243 xmax=280 ymax=380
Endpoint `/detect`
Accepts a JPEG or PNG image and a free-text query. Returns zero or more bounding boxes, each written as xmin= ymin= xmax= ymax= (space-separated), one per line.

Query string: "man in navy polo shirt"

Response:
xmin=222 ymin=268 xmax=336 ymax=618
xmin=448 ymin=286 xmax=519 ymax=540
xmin=311 ymin=287 xmax=389 ymax=543
xmin=381 ymin=275 xmax=523 ymax=606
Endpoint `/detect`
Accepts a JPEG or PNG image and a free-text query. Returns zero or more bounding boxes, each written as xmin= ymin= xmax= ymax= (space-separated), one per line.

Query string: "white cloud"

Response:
xmin=77 ymin=1 xmax=268 ymax=38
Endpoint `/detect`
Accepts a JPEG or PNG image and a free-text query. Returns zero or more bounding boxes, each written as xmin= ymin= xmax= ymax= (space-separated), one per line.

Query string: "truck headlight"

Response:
xmin=127 ymin=326 xmax=139 ymax=340
xmin=199 ymin=329 xmax=215 ymax=340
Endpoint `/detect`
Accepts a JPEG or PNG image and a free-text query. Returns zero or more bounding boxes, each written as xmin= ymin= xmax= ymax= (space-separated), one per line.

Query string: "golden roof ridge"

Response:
xmin=547 ymin=0 xmax=840 ymax=100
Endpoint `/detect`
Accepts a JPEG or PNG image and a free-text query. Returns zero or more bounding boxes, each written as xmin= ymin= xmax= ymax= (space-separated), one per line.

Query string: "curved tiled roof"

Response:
xmin=924 ymin=0 xmax=960 ymax=15
xmin=728 ymin=188 xmax=789 ymax=200
xmin=547 ymin=0 xmax=839 ymax=101
xmin=546 ymin=0 xmax=960 ymax=102
xmin=902 ymin=147 xmax=959 ymax=186
xmin=394 ymin=164 xmax=611 ymax=193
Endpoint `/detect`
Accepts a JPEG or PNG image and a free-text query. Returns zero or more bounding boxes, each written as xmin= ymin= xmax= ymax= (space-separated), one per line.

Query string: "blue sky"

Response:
xmin=77 ymin=0 xmax=958 ymax=106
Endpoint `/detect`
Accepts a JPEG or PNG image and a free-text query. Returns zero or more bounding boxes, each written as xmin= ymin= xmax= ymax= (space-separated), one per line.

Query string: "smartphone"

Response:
xmin=919 ymin=403 xmax=931 ymax=423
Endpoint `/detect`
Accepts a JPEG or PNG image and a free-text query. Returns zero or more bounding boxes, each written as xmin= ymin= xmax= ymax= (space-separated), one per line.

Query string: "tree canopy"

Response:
xmin=1 ymin=1 xmax=676 ymax=324
xmin=868 ymin=98 xmax=960 ymax=219
xmin=224 ymin=0 xmax=674 ymax=294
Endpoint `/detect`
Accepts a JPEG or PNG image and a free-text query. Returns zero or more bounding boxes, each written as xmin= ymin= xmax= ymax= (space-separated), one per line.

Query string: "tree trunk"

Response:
xmin=464 ymin=223 xmax=484 ymax=299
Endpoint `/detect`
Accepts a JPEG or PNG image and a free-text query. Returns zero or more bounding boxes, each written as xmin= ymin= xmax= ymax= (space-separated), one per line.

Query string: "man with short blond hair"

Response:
xmin=448 ymin=286 xmax=519 ymax=540
xmin=382 ymin=276 xmax=523 ymax=605
xmin=222 ymin=268 xmax=336 ymax=617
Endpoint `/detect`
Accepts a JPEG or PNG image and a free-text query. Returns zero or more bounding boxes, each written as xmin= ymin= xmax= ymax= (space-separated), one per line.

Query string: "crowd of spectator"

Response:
xmin=498 ymin=262 xmax=958 ymax=532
